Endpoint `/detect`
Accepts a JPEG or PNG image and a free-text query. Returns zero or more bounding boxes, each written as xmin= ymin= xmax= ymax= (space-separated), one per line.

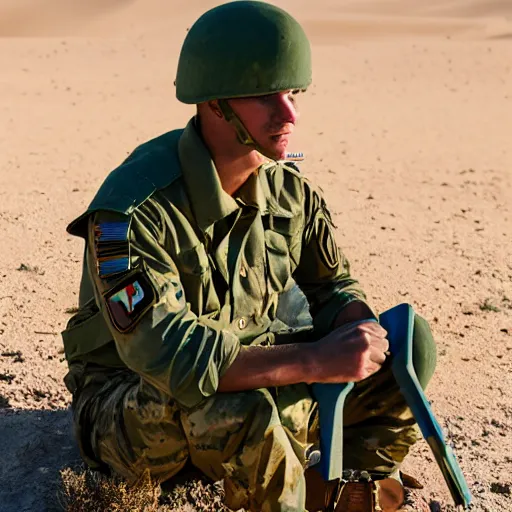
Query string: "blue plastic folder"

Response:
xmin=312 ymin=304 xmax=472 ymax=508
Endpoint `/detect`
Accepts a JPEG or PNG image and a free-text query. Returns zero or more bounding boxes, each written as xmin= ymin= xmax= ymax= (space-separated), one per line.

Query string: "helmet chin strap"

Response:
xmin=218 ymin=99 xmax=277 ymax=162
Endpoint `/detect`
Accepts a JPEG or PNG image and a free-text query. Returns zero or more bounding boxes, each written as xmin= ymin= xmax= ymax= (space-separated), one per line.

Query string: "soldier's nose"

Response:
xmin=275 ymin=92 xmax=298 ymax=125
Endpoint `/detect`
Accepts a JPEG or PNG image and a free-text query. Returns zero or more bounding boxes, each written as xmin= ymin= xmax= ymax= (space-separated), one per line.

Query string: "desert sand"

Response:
xmin=0 ymin=1 xmax=511 ymax=511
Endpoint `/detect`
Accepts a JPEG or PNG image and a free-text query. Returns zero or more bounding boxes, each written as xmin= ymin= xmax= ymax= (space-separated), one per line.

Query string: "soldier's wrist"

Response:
xmin=333 ymin=301 xmax=376 ymax=328
xmin=299 ymin=342 xmax=322 ymax=384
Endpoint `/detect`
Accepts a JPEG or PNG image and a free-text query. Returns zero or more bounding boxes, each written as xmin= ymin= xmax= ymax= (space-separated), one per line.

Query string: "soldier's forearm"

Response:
xmin=217 ymin=302 xmax=376 ymax=393
xmin=217 ymin=343 xmax=314 ymax=392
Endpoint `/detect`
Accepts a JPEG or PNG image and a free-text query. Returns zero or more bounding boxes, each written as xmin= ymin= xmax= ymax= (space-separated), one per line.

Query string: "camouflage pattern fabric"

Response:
xmin=70 ymin=322 xmax=434 ymax=512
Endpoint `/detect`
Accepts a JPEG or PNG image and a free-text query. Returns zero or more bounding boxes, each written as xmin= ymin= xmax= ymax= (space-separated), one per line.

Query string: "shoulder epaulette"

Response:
xmin=67 ymin=129 xmax=184 ymax=238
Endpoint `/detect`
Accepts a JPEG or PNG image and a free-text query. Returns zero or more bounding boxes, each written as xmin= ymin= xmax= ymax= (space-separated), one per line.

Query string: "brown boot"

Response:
xmin=306 ymin=469 xmax=407 ymax=512
xmin=305 ymin=468 xmax=340 ymax=511
xmin=335 ymin=480 xmax=377 ymax=511
xmin=335 ymin=477 xmax=405 ymax=512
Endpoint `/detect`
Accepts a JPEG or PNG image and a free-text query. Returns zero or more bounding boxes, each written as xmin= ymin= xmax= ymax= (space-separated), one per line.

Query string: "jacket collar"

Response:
xmin=178 ymin=117 xmax=293 ymax=232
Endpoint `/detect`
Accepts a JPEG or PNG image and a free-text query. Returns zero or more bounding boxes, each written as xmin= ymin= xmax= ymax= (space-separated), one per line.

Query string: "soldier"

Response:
xmin=62 ymin=2 xmax=436 ymax=511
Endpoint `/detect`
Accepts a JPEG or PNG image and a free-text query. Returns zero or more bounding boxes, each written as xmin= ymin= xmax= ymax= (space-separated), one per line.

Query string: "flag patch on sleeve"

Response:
xmin=94 ymin=221 xmax=131 ymax=278
xmin=104 ymin=271 xmax=156 ymax=333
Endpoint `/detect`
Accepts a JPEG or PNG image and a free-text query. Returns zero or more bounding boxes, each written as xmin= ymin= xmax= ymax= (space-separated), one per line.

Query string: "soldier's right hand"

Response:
xmin=306 ymin=321 xmax=389 ymax=384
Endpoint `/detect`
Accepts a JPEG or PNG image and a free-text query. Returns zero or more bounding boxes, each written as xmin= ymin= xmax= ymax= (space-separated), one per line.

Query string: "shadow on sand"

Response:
xmin=0 ymin=401 xmax=80 ymax=512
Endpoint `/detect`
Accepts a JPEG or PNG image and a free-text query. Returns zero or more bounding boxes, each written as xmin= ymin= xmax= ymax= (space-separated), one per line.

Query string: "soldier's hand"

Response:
xmin=307 ymin=321 xmax=389 ymax=383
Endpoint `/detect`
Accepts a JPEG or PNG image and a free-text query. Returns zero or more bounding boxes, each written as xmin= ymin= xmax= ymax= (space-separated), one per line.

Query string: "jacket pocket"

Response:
xmin=176 ymin=243 xmax=219 ymax=314
xmin=265 ymin=231 xmax=291 ymax=293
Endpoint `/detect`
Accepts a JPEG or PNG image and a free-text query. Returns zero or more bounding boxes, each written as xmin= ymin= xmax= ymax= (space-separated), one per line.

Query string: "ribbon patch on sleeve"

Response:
xmin=94 ymin=221 xmax=131 ymax=278
xmin=104 ymin=271 xmax=156 ymax=333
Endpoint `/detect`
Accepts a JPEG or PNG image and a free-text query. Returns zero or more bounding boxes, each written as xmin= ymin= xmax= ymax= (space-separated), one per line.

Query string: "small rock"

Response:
xmin=490 ymin=482 xmax=511 ymax=495
xmin=0 ymin=373 xmax=15 ymax=384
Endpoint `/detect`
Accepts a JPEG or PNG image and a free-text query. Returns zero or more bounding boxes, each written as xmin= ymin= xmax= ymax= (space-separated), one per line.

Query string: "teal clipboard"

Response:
xmin=380 ymin=303 xmax=472 ymax=508
xmin=311 ymin=380 xmax=353 ymax=481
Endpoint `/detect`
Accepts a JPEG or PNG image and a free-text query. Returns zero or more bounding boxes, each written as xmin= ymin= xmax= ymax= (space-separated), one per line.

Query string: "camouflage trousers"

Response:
xmin=71 ymin=319 xmax=436 ymax=512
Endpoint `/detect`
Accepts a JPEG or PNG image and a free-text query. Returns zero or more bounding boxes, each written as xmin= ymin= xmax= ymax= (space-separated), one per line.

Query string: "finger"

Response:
xmin=371 ymin=336 xmax=389 ymax=353
xmin=360 ymin=361 xmax=382 ymax=380
xmin=358 ymin=321 xmax=387 ymax=338
xmin=369 ymin=346 xmax=387 ymax=365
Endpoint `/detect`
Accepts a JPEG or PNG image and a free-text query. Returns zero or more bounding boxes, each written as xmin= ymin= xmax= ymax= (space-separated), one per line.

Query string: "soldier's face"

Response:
xmin=229 ymin=90 xmax=300 ymax=160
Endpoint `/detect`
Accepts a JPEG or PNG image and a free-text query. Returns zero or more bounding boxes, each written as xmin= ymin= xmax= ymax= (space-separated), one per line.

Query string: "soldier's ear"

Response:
xmin=208 ymin=100 xmax=224 ymax=119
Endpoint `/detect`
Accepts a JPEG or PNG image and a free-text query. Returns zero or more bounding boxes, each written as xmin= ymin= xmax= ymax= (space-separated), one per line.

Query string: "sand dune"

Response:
xmin=287 ymin=0 xmax=512 ymax=41
xmin=1 ymin=0 xmax=511 ymax=38
xmin=297 ymin=0 xmax=512 ymax=18
xmin=0 ymin=0 xmax=135 ymax=37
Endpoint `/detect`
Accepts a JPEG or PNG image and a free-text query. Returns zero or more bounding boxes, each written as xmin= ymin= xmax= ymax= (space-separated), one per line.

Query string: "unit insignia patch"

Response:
xmin=104 ymin=271 xmax=156 ymax=333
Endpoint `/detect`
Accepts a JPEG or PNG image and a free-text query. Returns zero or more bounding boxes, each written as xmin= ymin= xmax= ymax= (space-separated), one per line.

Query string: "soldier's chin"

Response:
xmin=266 ymin=135 xmax=289 ymax=160
xmin=260 ymin=148 xmax=285 ymax=161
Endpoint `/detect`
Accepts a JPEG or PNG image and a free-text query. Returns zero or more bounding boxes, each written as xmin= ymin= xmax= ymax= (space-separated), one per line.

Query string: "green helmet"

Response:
xmin=176 ymin=1 xmax=312 ymax=104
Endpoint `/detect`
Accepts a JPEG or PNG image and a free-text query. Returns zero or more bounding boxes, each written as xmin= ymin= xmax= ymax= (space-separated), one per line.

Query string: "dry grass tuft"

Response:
xmin=58 ymin=465 xmax=233 ymax=511
xmin=59 ymin=467 xmax=161 ymax=511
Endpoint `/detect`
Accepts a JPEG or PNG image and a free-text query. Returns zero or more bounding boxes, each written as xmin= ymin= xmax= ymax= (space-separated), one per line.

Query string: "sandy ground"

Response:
xmin=0 ymin=0 xmax=511 ymax=510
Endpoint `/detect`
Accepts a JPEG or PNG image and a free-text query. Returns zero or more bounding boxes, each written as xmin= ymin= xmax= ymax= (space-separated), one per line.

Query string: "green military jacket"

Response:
xmin=62 ymin=118 xmax=369 ymax=409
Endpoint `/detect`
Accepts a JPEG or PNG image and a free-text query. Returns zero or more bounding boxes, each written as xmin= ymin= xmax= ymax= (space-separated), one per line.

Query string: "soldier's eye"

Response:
xmin=257 ymin=94 xmax=274 ymax=103
xmin=289 ymin=89 xmax=301 ymax=101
